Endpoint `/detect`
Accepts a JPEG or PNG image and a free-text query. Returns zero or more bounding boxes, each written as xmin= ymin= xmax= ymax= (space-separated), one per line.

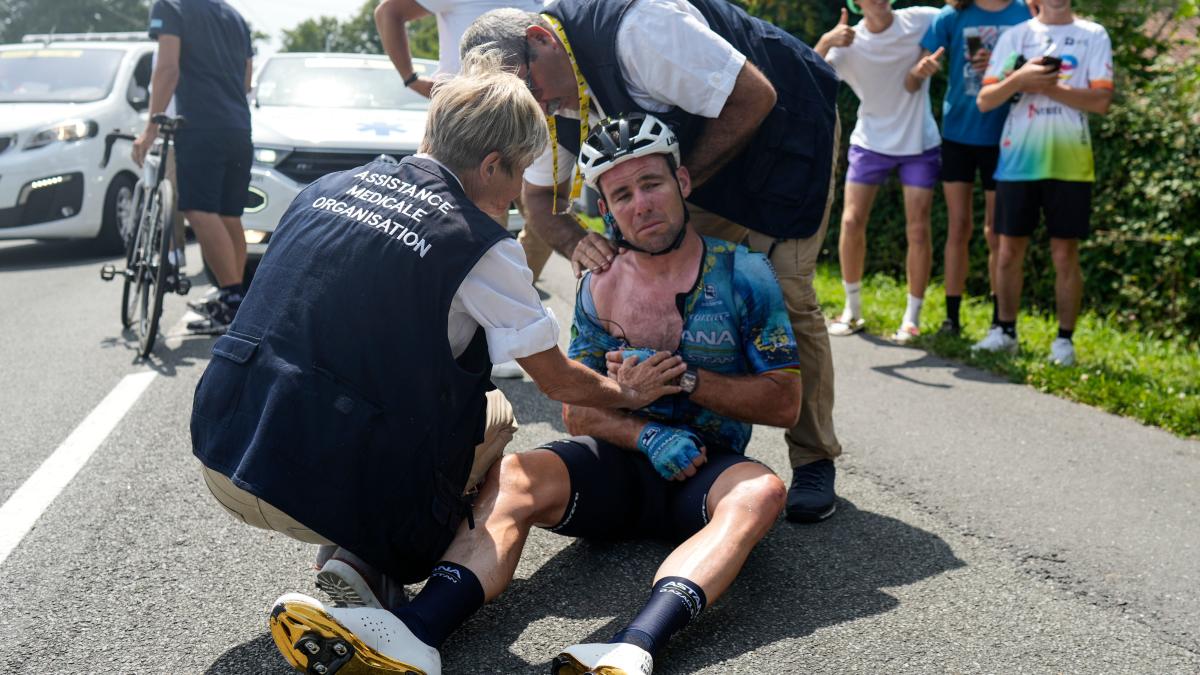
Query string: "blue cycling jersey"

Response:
xmin=569 ymin=237 xmax=799 ymax=454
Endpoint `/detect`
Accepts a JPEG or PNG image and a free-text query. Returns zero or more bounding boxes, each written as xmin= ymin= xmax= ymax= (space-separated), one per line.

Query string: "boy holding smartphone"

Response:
xmin=972 ymin=0 xmax=1113 ymax=365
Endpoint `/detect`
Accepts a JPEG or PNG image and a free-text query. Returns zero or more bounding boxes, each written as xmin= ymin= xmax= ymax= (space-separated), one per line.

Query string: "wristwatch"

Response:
xmin=679 ymin=366 xmax=699 ymax=396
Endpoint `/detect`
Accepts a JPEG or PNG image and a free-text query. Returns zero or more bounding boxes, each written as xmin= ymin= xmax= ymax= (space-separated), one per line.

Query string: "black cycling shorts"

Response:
xmin=941 ymin=139 xmax=1000 ymax=191
xmin=539 ymin=437 xmax=758 ymax=544
xmin=173 ymin=128 xmax=252 ymax=216
xmin=995 ymin=179 xmax=1093 ymax=239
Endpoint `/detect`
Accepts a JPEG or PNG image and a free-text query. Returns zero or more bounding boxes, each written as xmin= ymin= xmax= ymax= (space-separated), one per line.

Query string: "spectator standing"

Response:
xmin=376 ymin=0 xmax=551 ymax=379
xmin=918 ymin=0 xmax=1030 ymax=336
xmin=133 ymin=0 xmax=254 ymax=333
xmin=817 ymin=1 xmax=942 ymax=343
xmin=972 ymin=0 xmax=1113 ymax=365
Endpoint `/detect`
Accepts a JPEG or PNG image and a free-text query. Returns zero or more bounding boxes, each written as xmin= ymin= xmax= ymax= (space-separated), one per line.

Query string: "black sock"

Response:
xmin=610 ymin=577 xmax=707 ymax=656
xmin=945 ymin=295 xmax=962 ymax=326
xmin=392 ymin=562 xmax=484 ymax=648
xmin=998 ymin=320 xmax=1017 ymax=339
xmin=990 ymin=295 xmax=1000 ymax=327
xmin=1058 ymin=327 xmax=1074 ymax=341
xmin=218 ymin=284 xmax=243 ymax=304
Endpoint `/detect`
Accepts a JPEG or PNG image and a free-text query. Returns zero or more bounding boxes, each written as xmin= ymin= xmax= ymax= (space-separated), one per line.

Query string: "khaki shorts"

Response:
xmin=201 ymin=389 xmax=518 ymax=544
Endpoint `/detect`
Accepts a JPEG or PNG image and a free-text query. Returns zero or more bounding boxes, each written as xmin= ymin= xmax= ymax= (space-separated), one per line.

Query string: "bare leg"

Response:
xmin=995 ymin=235 xmax=1029 ymax=323
xmin=651 ymin=463 xmax=786 ymax=603
xmin=186 ymin=209 xmax=242 ymax=288
xmin=902 ymin=185 xmax=934 ymax=299
xmin=439 ymin=450 xmax=570 ymax=601
xmin=837 ymin=182 xmax=881 ymax=285
xmin=942 ymin=182 xmax=974 ymax=297
xmin=984 ymin=190 xmax=999 ymax=294
xmin=220 ymin=216 xmax=247 ymax=283
xmin=1049 ymin=238 xmax=1083 ymax=330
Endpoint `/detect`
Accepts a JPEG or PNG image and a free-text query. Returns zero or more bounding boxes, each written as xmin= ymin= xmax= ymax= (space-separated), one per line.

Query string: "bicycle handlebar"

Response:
xmin=101 ymin=132 xmax=136 ymax=169
xmin=100 ymin=115 xmax=186 ymax=169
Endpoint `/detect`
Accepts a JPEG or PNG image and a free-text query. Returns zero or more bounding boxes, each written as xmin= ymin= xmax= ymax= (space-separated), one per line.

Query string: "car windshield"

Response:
xmin=255 ymin=57 xmax=430 ymax=111
xmin=0 ymin=48 xmax=124 ymax=103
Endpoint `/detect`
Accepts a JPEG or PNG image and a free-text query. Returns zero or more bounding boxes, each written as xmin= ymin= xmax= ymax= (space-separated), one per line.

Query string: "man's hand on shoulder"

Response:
xmin=571 ymin=231 xmax=619 ymax=278
xmin=637 ymin=422 xmax=707 ymax=481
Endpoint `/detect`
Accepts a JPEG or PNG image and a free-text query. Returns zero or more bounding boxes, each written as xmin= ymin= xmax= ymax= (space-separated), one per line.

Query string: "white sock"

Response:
xmin=903 ymin=293 xmax=924 ymax=327
xmin=843 ymin=280 xmax=862 ymax=320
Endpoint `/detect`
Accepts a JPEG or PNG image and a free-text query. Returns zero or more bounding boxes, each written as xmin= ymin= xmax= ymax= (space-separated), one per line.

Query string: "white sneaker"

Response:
xmin=890 ymin=322 xmax=920 ymax=344
xmin=828 ymin=312 xmax=866 ymax=337
xmin=491 ymin=360 xmax=524 ymax=379
xmin=1048 ymin=337 xmax=1076 ymax=366
xmin=269 ymin=592 xmax=440 ymax=675
xmin=971 ymin=326 xmax=1018 ymax=354
xmin=551 ymin=643 xmax=653 ymax=675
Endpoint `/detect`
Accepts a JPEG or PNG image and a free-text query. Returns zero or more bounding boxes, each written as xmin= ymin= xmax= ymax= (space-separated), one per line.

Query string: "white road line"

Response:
xmin=0 ymin=371 xmax=157 ymax=567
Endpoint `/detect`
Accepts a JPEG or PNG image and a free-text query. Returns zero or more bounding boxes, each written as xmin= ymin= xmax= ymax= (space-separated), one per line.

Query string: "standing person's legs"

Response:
xmin=995 ymin=234 xmax=1028 ymax=323
xmin=895 ymin=184 xmax=934 ymax=339
xmin=1049 ymin=238 xmax=1082 ymax=330
xmin=835 ymin=181 xmax=881 ymax=319
xmin=1043 ymin=179 xmax=1091 ymax=365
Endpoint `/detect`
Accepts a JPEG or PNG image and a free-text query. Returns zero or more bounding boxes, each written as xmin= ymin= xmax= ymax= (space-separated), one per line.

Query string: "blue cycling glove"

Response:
xmin=637 ymin=422 xmax=703 ymax=480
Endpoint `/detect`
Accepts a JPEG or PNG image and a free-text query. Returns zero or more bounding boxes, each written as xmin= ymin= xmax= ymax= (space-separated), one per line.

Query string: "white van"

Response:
xmin=0 ymin=33 xmax=155 ymax=252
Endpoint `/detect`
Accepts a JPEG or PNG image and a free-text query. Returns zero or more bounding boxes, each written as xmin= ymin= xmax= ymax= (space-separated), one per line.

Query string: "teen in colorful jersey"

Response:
xmin=971 ymin=0 xmax=1113 ymax=365
xmin=916 ymin=0 xmax=1030 ymax=336
xmin=816 ymin=0 xmax=941 ymax=343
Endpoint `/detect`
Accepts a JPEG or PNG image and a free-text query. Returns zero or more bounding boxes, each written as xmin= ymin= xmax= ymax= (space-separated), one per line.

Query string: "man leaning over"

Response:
xmin=269 ymin=113 xmax=800 ymax=675
xmin=461 ymin=0 xmax=844 ymax=523
xmin=134 ymin=0 xmax=253 ymax=333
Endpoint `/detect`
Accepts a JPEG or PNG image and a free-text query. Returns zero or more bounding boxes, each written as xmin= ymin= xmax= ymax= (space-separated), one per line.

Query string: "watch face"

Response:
xmin=681 ymin=370 xmax=698 ymax=393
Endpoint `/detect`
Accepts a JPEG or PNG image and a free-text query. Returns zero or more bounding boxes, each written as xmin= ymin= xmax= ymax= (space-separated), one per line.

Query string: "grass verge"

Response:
xmin=813 ymin=264 xmax=1200 ymax=438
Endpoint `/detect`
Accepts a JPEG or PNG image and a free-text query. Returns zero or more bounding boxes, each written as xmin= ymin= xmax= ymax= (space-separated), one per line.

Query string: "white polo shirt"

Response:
xmin=416 ymin=0 xmax=544 ymax=76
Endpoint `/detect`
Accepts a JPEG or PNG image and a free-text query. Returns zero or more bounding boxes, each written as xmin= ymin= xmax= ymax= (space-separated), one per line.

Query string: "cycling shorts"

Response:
xmin=538 ymin=437 xmax=757 ymax=544
xmin=173 ymin=128 xmax=252 ymax=216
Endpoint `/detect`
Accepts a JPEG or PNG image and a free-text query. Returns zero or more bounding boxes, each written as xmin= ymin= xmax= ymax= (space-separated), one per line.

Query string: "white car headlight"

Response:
xmin=254 ymin=146 xmax=290 ymax=165
xmin=23 ymin=119 xmax=99 ymax=151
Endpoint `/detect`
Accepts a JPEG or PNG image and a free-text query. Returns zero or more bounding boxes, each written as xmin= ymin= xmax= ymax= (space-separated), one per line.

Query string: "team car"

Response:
xmin=0 ymin=33 xmax=154 ymax=252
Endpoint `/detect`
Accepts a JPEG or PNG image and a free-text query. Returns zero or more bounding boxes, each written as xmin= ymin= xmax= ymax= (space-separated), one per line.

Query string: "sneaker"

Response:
xmin=490 ymin=360 xmax=524 ymax=379
xmin=936 ymin=319 xmax=961 ymax=337
xmin=1048 ymin=338 xmax=1076 ymax=366
xmin=786 ymin=459 xmax=837 ymax=524
xmin=552 ymin=643 xmax=653 ymax=675
xmin=971 ymin=326 xmax=1018 ymax=354
xmin=187 ymin=297 xmax=238 ymax=334
xmin=316 ymin=547 xmax=407 ymax=611
xmin=270 ymin=592 xmax=439 ymax=675
xmin=828 ymin=313 xmax=866 ymax=337
xmin=186 ymin=287 xmax=220 ymax=314
xmin=890 ymin=322 xmax=920 ymax=344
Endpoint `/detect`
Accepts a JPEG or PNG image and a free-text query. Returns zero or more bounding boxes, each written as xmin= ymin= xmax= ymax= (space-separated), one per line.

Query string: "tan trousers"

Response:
xmin=200 ymin=389 xmax=518 ymax=543
xmin=687 ymin=116 xmax=843 ymax=468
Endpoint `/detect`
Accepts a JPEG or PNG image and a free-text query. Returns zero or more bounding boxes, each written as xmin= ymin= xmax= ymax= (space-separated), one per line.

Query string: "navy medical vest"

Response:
xmin=544 ymin=0 xmax=839 ymax=239
xmin=191 ymin=156 xmax=510 ymax=583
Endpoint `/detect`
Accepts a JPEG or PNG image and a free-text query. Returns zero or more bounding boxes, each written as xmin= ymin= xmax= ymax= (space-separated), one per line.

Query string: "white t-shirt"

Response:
xmin=984 ymin=17 xmax=1113 ymax=182
xmin=415 ymin=154 xmax=561 ymax=361
xmin=417 ymin=0 xmax=544 ymax=76
xmin=523 ymin=0 xmax=746 ymax=187
xmin=826 ymin=6 xmax=941 ymax=156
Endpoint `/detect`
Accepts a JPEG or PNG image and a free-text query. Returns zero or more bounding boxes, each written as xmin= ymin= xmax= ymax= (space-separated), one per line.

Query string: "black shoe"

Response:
xmin=786 ymin=459 xmax=837 ymax=523
xmin=187 ymin=298 xmax=235 ymax=334
xmin=937 ymin=319 xmax=961 ymax=337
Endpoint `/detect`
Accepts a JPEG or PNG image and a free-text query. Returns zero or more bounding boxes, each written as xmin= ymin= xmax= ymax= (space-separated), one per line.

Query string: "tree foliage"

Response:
xmin=0 ymin=0 xmax=150 ymax=43
xmin=278 ymin=0 xmax=438 ymax=59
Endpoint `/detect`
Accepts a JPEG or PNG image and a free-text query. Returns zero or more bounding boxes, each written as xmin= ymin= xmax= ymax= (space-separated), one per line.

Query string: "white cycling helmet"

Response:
xmin=578 ymin=113 xmax=680 ymax=190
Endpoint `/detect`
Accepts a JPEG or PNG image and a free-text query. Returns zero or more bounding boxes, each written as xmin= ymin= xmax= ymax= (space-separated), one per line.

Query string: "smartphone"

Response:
xmin=966 ymin=35 xmax=983 ymax=57
xmin=1041 ymin=55 xmax=1062 ymax=72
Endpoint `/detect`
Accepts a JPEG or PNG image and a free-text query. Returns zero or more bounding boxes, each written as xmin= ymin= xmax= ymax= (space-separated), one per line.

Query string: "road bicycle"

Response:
xmin=99 ymin=114 xmax=191 ymax=358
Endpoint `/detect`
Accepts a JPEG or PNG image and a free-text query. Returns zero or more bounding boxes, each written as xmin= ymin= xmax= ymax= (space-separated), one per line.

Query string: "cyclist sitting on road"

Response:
xmin=270 ymin=113 xmax=802 ymax=675
xmin=133 ymin=0 xmax=254 ymax=333
xmin=188 ymin=57 xmax=686 ymax=675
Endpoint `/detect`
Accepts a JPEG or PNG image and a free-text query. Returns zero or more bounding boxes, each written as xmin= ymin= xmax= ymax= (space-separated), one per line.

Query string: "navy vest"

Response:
xmin=191 ymin=156 xmax=510 ymax=583
xmin=544 ymin=0 xmax=839 ymax=239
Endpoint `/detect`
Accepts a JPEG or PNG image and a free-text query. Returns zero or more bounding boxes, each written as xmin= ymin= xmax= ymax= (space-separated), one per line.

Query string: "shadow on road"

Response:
xmin=856 ymin=333 xmax=1007 ymax=388
xmin=206 ymin=633 xmax=292 ymax=675
xmin=0 ymin=239 xmax=119 ymax=272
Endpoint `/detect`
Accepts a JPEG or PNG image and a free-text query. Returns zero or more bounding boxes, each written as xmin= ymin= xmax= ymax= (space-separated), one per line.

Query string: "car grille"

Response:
xmin=275 ymin=150 xmax=406 ymax=185
xmin=0 ymin=136 xmax=13 ymax=156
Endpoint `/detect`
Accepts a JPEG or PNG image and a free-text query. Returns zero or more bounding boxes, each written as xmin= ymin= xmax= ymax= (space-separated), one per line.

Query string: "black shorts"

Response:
xmin=940 ymin=139 xmax=1000 ymax=190
xmin=173 ymin=128 xmax=252 ymax=216
xmin=995 ymin=180 xmax=1092 ymax=239
xmin=539 ymin=437 xmax=758 ymax=544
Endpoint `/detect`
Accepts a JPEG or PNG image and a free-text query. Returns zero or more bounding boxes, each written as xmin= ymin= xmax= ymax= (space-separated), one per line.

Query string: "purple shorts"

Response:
xmin=846 ymin=145 xmax=941 ymax=190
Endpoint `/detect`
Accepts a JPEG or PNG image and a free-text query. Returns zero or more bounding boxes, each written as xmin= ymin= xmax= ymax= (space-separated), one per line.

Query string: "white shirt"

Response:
xmin=416 ymin=0 xmax=544 ymax=76
xmin=523 ymin=0 xmax=746 ymax=186
xmin=827 ymin=7 xmax=941 ymax=156
xmin=415 ymin=154 xmax=561 ymax=361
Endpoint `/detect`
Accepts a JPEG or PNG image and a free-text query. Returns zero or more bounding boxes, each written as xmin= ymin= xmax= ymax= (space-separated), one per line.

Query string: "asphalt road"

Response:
xmin=0 ymin=238 xmax=1197 ymax=674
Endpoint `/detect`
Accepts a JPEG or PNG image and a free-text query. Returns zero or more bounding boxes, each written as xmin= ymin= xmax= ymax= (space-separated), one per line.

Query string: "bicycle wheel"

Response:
xmin=136 ymin=187 xmax=171 ymax=358
xmin=120 ymin=184 xmax=148 ymax=329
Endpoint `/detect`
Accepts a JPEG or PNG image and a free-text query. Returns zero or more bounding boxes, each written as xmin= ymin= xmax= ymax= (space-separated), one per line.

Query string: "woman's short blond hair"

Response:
xmin=419 ymin=48 xmax=548 ymax=176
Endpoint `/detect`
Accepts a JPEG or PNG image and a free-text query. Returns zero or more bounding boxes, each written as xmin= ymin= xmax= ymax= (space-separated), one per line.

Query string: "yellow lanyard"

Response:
xmin=541 ymin=13 xmax=590 ymax=215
